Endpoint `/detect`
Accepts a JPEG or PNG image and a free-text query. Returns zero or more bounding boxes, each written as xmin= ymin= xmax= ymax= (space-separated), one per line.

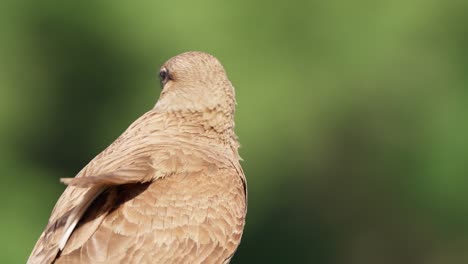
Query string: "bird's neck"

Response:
xmin=158 ymin=109 xmax=240 ymax=158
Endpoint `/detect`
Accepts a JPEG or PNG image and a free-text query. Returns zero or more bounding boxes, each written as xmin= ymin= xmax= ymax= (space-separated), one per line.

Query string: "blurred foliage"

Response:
xmin=1 ymin=0 xmax=468 ymax=263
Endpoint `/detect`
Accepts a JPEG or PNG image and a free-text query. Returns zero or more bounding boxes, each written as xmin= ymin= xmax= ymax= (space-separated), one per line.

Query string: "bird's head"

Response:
xmin=154 ymin=51 xmax=236 ymax=117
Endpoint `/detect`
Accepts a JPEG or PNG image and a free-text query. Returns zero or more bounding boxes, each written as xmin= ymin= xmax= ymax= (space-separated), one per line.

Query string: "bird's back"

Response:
xmin=56 ymin=158 xmax=246 ymax=263
xmin=28 ymin=110 xmax=247 ymax=264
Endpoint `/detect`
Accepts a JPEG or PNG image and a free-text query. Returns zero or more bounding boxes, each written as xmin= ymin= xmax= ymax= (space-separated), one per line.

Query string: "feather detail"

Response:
xmin=61 ymin=156 xmax=154 ymax=188
xmin=57 ymin=185 xmax=104 ymax=251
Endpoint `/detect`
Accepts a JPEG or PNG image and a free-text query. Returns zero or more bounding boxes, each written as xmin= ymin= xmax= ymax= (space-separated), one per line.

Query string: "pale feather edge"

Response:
xmin=57 ymin=185 xmax=105 ymax=251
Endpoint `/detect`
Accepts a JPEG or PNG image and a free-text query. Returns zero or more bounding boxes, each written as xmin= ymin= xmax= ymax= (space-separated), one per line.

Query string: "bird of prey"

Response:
xmin=27 ymin=51 xmax=247 ymax=264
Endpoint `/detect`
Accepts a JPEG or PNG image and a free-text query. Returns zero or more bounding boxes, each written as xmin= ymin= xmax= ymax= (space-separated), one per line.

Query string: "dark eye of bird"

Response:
xmin=159 ymin=68 xmax=169 ymax=86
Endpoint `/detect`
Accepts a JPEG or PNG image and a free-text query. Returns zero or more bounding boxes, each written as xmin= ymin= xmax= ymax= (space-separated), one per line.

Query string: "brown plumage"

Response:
xmin=27 ymin=52 xmax=247 ymax=264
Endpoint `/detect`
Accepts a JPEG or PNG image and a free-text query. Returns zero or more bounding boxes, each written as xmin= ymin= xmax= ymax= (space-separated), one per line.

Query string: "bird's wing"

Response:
xmin=55 ymin=161 xmax=246 ymax=263
xmin=60 ymin=156 xmax=155 ymax=187
xmin=27 ymin=111 xmax=163 ymax=264
xmin=26 ymin=155 xmax=157 ymax=264
xmin=28 ymin=148 xmax=246 ymax=264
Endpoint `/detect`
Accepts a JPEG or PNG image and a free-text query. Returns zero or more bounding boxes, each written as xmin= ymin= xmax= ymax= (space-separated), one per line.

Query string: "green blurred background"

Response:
xmin=1 ymin=0 xmax=468 ymax=263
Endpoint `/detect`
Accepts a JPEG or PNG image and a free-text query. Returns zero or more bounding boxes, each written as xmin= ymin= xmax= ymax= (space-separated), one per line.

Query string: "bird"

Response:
xmin=27 ymin=51 xmax=247 ymax=264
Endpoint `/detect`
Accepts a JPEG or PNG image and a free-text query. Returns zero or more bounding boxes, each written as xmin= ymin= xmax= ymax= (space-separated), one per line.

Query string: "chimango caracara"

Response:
xmin=28 ymin=52 xmax=247 ymax=264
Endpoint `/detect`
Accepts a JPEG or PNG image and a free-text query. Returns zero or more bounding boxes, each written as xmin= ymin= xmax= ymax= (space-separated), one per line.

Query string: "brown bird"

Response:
xmin=27 ymin=51 xmax=247 ymax=264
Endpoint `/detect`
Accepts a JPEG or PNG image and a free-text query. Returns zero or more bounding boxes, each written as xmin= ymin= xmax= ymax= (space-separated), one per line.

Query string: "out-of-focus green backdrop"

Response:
xmin=1 ymin=0 xmax=468 ymax=263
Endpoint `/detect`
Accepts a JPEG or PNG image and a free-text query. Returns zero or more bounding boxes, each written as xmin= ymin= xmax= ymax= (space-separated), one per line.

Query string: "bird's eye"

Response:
xmin=159 ymin=68 xmax=170 ymax=86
